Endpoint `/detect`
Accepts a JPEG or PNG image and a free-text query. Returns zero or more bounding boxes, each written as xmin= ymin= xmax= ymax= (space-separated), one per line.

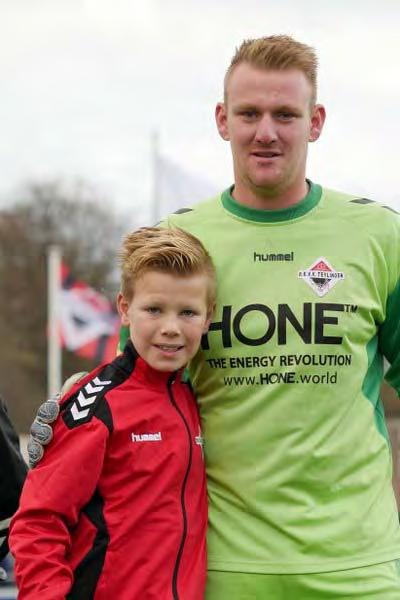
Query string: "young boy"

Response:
xmin=10 ymin=227 xmax=216 ymax=600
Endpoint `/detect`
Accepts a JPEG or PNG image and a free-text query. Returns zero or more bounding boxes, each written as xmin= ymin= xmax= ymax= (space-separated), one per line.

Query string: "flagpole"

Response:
xmin=151 ymin=130 xmax=160 ymax=224
xmin=47 ymin=245 xmax=62 ymax=397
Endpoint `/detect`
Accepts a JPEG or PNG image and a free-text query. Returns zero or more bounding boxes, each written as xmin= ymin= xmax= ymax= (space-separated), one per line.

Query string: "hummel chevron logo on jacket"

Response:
xmin=71 ymin=377 xmax=112 ymax=421
xmin=61 ymin=369 xmax=121 ymax=430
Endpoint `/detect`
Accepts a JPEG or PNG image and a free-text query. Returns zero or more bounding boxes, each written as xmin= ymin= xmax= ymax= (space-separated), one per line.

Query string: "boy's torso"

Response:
xmin=27 ymin=344 xmax=207 ymax=600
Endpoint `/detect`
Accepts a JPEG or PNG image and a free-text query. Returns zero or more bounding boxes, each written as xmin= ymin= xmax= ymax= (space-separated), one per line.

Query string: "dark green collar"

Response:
xmin=221 ymin=181 xmax=322 ymax=223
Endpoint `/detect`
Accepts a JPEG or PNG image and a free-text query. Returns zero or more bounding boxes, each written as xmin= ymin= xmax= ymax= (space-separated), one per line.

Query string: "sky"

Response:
xmin=0 ymin=0 xmax=399 ymax=227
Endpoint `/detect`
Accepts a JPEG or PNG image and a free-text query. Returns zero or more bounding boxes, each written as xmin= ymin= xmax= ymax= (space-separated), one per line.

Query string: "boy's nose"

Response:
xmin=160 ymin=318 xmax=180 ymax=336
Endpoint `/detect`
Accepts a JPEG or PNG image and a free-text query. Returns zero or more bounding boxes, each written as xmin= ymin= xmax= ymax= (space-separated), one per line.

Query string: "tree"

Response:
xmin=0 ymin=180 xmax=128 ymax=432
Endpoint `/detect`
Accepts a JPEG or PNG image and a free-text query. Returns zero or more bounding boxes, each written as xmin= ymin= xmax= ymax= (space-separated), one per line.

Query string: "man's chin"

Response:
xmin=247 ymin=165 xmax=283 ymax=186
xmin=249 ymin=177 xmax=285 ymax=198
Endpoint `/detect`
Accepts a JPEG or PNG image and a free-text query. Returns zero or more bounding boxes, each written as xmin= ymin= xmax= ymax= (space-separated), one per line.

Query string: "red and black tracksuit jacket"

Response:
xmin=10 ymin=341 xmax=207 ymax=599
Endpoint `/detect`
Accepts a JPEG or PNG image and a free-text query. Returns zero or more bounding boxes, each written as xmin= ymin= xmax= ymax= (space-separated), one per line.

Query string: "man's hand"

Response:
xmin=27 ymin=372 xmax=88 ymax=468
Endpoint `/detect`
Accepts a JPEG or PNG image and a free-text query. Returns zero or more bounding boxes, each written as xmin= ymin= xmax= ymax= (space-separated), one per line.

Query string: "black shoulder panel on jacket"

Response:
xmin=62 ymin=342 xmax=138 ymax=431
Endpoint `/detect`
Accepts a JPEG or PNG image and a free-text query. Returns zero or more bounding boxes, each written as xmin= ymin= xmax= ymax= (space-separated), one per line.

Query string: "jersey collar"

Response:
xmin=221 ymin=180 xmax=322 ymax=223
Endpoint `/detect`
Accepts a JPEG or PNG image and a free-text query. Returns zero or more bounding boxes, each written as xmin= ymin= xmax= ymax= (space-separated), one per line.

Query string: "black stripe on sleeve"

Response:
xmin=67 ymin=490 xmax=109 ymax=599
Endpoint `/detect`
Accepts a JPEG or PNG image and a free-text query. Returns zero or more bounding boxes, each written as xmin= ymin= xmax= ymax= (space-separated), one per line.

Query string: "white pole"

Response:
xmin=47 ymin=245 xmax=62 ymax=397
xmin=151 ymin=130 xmax=160 ymax=224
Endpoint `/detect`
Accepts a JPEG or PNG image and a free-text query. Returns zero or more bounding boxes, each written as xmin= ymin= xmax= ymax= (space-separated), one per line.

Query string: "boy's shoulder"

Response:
xmin=61 ymin=352 xmax=135 ymax=431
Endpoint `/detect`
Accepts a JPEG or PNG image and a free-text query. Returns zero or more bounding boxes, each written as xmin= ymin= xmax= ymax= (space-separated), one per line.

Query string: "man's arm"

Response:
xmin=380 ymin=278 xmax=400 ymax=393
xmin=379 ymin=214 xmax=400 ymax=393
xmin=0 ymin=395 xmax=27 ymax=561
xmin=10 ymin=384 xmax=110 ymax=600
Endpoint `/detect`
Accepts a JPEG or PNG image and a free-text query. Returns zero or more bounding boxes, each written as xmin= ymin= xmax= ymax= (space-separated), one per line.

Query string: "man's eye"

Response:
xmin=277 ymin=112 xmax=295 ymax=120
xmin=241 ymin=110 xmax=257 ymax=119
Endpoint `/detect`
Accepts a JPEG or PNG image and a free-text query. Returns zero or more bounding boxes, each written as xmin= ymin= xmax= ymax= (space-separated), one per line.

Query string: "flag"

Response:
xmin=59 ymin=262 xmax=120 ymax=363
xmin=155 ymin=153 xmax=218 ymax=220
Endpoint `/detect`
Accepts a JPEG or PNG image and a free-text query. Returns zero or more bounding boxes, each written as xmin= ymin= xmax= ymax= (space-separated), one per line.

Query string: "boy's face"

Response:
xmin=117 ymin=270 xmax=212 ymax=372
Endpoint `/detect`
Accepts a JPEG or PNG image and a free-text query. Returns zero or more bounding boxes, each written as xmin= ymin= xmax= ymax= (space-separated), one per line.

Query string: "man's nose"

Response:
xmin=255 ymin=115 xmax=277 ymax=144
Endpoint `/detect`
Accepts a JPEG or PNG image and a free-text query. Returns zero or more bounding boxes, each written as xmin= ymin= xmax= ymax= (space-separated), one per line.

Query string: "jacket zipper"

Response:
xmin=167 ymin=373 xmax=193 ymax=600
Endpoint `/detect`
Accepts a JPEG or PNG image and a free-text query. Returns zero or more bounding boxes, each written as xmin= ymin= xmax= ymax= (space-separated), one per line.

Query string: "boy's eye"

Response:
xmin=146 ymin=306 xmax=160 ymax=314
xmin=181 ymin=309 xmax=196 ymax=317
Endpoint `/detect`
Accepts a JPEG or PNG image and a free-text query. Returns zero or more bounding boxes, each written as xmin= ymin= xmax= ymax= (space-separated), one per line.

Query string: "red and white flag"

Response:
xmin=59 ymin=262 xmax=120 ymax=363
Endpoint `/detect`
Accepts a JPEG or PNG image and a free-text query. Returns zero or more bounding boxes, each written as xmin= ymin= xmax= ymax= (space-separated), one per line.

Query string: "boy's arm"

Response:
xmin=9 ymin=387 xmax=111 ymax=600
xmin=0 ymin=395 xmax=28 ymax=560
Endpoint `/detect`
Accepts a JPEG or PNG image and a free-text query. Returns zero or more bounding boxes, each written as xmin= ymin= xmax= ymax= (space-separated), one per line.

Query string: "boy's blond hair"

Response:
xmin=119 ymin=227 xmax=216 ymax=310
xmin=225 ymin=35 xmax=318 ymax=105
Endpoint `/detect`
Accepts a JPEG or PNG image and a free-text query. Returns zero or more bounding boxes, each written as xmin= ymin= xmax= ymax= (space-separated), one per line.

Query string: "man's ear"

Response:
xmin=215 ymin=103 xmax=230 ymax=141
xmin=117 ymin=292 xmax=130 ymax=327
xmin=309 ymin=104 xmax=326 ymax=142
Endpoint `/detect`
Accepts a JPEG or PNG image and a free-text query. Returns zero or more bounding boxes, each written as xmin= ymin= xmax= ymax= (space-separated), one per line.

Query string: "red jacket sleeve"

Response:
xmin=9 ymin=406 xmax=109 ymax=600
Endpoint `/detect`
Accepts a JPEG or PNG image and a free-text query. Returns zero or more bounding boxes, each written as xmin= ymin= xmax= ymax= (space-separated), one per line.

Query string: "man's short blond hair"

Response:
xmin=224 ymin=35 xmax=318 ymax=105
xmin=119 ymin=227 xmax=216 ymax=310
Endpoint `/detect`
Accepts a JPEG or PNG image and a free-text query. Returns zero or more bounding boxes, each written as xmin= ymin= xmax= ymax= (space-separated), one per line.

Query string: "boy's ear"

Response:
xmin=203 ymin=305 xmax=215 ymax=333
xmin=117 ymin=292 xmax=131 ymax=327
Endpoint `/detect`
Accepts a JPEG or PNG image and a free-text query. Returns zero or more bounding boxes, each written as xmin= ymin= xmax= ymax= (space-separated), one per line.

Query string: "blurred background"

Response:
xmin=0 ymin=0 xmax=399 ymax=594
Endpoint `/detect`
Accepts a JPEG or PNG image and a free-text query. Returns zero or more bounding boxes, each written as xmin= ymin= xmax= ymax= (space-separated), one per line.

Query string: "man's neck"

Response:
xmin=232 ymin=179 xmax=309 ymax=210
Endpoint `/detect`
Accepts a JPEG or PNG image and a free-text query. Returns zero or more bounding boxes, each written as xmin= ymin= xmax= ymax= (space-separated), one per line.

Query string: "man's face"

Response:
xmin=215 ymin=63 xmax=325 ymax=205
xmin=117 ymin=270 xmax=212 ymax=372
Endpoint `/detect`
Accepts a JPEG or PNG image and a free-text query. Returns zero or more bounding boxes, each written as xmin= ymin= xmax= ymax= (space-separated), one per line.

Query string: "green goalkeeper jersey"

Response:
xmin=121 ymin=182 xmax=400 ymax=573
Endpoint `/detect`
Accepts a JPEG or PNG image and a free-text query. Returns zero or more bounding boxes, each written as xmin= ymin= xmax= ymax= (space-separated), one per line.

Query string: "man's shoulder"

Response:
xmin=322 ymin=186 xmax=398 ymax=217
xmin=165 ymin=193 xmax=223 ymax=227
xmin=321 ymin=186 xmax=400 ymax=234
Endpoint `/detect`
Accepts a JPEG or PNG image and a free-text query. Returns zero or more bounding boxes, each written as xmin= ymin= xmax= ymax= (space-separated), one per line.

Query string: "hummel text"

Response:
xmin=131 ymin=432 xmax=162 ymax=442
xmin=254 ymin=252 xmax=294 ymax=262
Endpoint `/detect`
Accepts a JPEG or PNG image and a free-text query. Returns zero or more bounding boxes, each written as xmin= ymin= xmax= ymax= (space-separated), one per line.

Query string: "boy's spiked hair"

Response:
xmin=225 ymin=35 xmax=318 ymax=105
xmin=119 ymin=226 xmax=216 ymax=310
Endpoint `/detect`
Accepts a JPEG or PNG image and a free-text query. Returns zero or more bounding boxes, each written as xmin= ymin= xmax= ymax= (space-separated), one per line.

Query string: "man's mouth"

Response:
xmin=252 ymin=150 xmax=282 ymax=158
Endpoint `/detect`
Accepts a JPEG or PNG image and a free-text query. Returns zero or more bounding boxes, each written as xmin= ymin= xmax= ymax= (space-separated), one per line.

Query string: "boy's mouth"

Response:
xmin=155 ymin=344 xmax=183 ymax=353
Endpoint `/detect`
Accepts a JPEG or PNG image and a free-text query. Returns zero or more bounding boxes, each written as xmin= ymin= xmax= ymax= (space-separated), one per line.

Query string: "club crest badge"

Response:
xmin=298 ymin=257 xmax=345 ymax=297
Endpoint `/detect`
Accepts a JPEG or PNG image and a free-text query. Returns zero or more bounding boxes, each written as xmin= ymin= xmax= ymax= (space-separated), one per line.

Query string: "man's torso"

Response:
xmin=166 ymin=183 xmax=400 ymax=574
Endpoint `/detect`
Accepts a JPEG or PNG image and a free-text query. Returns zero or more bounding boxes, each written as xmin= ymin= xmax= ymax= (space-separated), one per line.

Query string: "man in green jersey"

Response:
xmin=29 ymin=36 xmax=400 ymax=598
